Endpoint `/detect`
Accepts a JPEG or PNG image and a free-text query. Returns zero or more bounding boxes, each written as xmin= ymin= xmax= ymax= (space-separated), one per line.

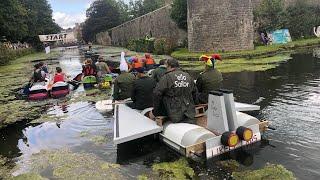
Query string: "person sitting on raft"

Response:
xmin=151 ymin=59 xmax=167 ymax=83
xmin=113 ymin=57 xmax=136 ymax=101
xmin=196 ymin=54 xmax=223 ymax=104
xmin=30 ymin=63 xmax=46 ymax=83
xmin=53 ymin=67 xmax=67 ymax=83
xmin=82 ymin=59 xmax=97 ymax=77
xmin=144 ymin=53 xmax=156 ymax=70
xmin=128 ymin=67 xmax=156 ymax=110
xmin=131 ymin=57 xmax=144 ymax=72
xmin=96 ymin=56 xmax=111 ymax=78
xmin=153 ymin=59 xmax=198 ymax=124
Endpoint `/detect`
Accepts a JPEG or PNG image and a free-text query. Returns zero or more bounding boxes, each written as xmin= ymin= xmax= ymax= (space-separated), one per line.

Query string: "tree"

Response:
xmin=0 ymin=0 xmax=28 ymax=41
xmin=128 ymin=0 xmax=164 ymax=19
xmin=0 ymin=0 xmax=60 ymax=44
xmin=82 ymin=0 xmax=122 ymax=42
xmin=282 ymin=0 xmax=320 ymax=38
xmin=254 ymin=0 xmax=285 ymax=32
xmin=170 ymin=0 xmax=187 ymax=30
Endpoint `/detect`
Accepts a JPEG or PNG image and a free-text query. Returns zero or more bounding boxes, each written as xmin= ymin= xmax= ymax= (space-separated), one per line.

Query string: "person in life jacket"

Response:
xmin=131 ymin=57 xmax=144 ymax=71
xmin=144 ymin=53 xmax=156 ymax=70
xmin=196 ymin=54 xmax=223 ymax=104
xmin=53 ymin=67 xmax=66 ymax=83
xmin=82 ymin=59 xmax=97 ymax=77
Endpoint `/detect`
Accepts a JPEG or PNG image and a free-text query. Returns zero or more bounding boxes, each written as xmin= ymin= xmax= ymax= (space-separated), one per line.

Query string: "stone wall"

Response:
xmin=109 ymin=5 xmax=187 ymax=47
xmin=188 ymin=0 xmax=254 ymax=52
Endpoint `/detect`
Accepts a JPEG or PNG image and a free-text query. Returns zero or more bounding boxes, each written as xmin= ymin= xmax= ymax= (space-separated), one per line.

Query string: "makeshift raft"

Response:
xmin=113 ymin=90 xmax=268 ymax=159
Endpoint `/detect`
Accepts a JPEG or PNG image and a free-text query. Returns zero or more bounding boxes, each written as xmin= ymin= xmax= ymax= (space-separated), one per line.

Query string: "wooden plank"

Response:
xmin=259 ymin=121 xmax=269 ymax=132
xmin=185 ymin=142 xmax=205 ymax=157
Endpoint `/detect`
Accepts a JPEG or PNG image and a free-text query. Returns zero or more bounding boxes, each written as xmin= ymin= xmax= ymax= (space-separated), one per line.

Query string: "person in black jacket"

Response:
xmin=153 ymin=59 xmax=198 ymax=124
xmin=128 ymin=67 xmax=156 ymax=110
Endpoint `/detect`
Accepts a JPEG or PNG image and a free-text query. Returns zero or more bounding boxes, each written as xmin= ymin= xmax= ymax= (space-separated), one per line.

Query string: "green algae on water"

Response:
xmin=180 ymin=55 xmax=292 ymax=73
xmin=151 ymin=158 xmax=195 ymax=180
xmin=12 ymin=173 xmax=47 ymax=180
xmin=20 ymin=149 xmax=125 ymax=180
xmin=232 ymin=164 xmax=296 ymax=180
xmin=0 ymin=100 xmax=43 ymax=128
xmin=90 ymin=135 xmax=108 ymax=145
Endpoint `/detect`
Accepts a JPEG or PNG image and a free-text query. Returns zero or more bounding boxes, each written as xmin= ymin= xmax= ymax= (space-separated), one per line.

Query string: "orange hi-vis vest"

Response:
xmin=145 ymin=58 xmax=155 ymax=65
xmin=133 ymin=59 xmax=143 ymax=68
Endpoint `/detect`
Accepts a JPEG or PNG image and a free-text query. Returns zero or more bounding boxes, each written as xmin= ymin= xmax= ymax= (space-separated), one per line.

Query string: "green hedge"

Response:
xmin=127 ymin=38 xmax=176 ymax=55
xmin=127 ymin=38 xmax=154 ymax=53
xmin=0 ymin=46 xmax=34 ymax=65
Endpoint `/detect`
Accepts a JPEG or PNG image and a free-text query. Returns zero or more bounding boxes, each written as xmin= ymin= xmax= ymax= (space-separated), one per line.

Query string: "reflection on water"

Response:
xmin=1 ymin=48 xmax=320 ymax=179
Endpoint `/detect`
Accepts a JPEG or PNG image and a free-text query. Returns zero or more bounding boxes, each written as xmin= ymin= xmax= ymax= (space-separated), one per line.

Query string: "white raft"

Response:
xmin=113 ymin=90 xmax=268 ymax=159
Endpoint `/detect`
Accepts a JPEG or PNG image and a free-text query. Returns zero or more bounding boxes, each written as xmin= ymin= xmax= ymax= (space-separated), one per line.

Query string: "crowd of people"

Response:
xmin=28 ymin=51 xmax=223 ymax=125
xmin=113 ymin=53 xmax=223 ymax=124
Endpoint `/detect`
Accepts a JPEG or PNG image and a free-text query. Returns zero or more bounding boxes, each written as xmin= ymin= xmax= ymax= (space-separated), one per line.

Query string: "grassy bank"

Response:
xmin=0 ymin=51 xmax=60 ymax=129
xmin=172 ymin=38 xmax=320 ymax=61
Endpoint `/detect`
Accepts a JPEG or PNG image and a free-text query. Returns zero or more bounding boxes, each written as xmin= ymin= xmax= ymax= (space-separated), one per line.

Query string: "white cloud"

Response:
xmin=53 ymin=12 xmax=86 ymax=29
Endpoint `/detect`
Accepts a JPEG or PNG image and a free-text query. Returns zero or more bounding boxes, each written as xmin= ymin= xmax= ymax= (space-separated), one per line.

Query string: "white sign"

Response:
xmin=38 ymin=32 xmax=76 ymax=42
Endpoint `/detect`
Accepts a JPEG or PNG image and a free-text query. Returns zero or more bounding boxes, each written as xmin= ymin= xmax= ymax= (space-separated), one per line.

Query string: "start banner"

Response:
xmin=38 ymin=32 xmax=75 ymax=42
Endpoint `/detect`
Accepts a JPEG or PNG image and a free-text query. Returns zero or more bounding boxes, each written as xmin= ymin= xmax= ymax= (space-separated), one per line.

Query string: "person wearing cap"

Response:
xmin=151 ymin=59 xmax=167 ymax=83
xmin=153 ymin=59 xmax=198 ymax=124
xmin=113 ymin=59 xmax=136 ymax=100
xmin=196 ymin=54 xmax=223 ymax=104
xmin=96 ymin=56 xmax=111 ymax=78
xmin=128 ymin=67 xmax=156 ymax=110
xmin=144 ymin=53 xmax=156 ymax=70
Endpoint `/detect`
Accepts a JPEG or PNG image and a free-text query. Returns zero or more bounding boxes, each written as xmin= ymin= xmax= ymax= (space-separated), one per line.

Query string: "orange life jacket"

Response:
xmin=145 ymin=58 xmax=155 ymax=65
xmin=133 ymin=59 xmax=143 ymax=68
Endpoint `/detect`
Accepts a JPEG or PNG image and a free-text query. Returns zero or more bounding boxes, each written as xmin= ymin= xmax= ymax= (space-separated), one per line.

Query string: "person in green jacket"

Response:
xmin=153 ymin=59 xmax=197 ymax=124
xmin=196 ymin=54 xmax=223 ymax=104
xmin=113 ymin=63 xmax=135 ymax=100
xmin=151 ymin=59 xmax=167 ymax=83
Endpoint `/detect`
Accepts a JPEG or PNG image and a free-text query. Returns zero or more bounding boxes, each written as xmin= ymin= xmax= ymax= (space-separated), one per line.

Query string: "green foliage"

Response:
xmin=82 ymin=0 xmax=122 ymax=42
xmin=232 ymin=164 xmax=296 ymax=180
xmin=0 ymin=0 xmax=60 ymax=43
xmin=170 ymin=0 xmax=187 ymax=30
xmin=254 ymin=0 xmax=285 ymax=32
xmin=127 ymin=38 xmax=155 ymax=53
xmin=282 ymin=1 xmax=320 ymax=38
xmin=254 ymin=0 xmax=320 ymax=39
xmin=128 ymin=0 xmax=165 ymax=19
xmin=154 ymin=38 xmax=175 ymax=55
xmin=0 ymin=45 xmax=34 ymax=65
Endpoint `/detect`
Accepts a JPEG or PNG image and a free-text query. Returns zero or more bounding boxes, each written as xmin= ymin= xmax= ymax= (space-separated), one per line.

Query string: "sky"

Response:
xmin=49 ymin=0 xmax=131 ymax=29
